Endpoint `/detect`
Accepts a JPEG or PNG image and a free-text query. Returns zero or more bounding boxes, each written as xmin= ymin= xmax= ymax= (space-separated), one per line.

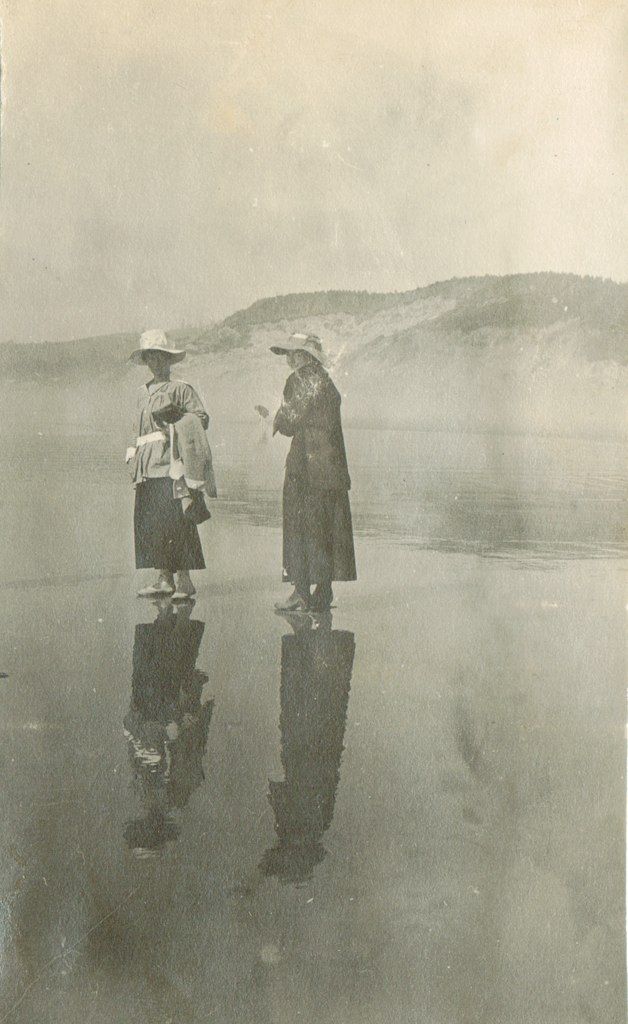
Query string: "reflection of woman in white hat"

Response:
xmin=270 ymin=333 xmax=357 ymax=612
xmin=126 ymin=329 xmax=209 ymax=600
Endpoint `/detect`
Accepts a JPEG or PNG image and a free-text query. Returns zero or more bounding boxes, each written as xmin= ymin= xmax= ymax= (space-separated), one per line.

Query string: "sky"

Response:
xmin=1 ymin=0 xmax=626 ymax=343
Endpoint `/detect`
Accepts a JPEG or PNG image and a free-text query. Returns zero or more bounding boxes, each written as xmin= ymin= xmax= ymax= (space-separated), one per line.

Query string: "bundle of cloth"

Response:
xmin=152 ymin=400 xmax=217 ymax=524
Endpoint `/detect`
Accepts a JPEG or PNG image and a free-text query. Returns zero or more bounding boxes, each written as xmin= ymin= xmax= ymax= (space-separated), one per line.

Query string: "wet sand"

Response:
xmin=0 ymin=514 xmax=624 ymax=1024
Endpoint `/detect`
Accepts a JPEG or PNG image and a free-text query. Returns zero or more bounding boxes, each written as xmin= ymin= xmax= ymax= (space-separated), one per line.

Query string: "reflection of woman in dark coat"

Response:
xmin=271 ymin=333 xmax=357 ymax=612
xmin=233 ymin=612 xmax=354 ymax=892
xmin=261 ymin=613 xmax=354 ymax=884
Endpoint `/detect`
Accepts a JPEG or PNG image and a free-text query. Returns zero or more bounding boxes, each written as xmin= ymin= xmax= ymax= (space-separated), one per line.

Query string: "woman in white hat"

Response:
xmin=126 ymin=329 xmax=209 ymax=600
xmin=271 ymin=333 xmax=357 ymax=612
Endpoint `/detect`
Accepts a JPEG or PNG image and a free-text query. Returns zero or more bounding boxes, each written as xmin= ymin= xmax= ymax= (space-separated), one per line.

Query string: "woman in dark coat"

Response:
xmin=271 ymin=333 xmax=356 ymax=612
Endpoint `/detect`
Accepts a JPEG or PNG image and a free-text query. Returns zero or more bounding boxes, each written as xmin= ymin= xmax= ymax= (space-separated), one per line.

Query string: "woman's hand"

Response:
xmin=153 ymin=402 xmax=183 ymax=426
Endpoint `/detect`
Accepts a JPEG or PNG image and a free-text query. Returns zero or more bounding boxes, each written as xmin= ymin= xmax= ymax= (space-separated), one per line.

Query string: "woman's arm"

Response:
xmin=125 ymin=390 xmax=141 ymax=462
xmin=273 ymin=372 xmax=322 ymax=436
xmin=179 ymin=383 xmax=210 ymax=431
xmin=272 ymin=379 xmax=297 ymax=436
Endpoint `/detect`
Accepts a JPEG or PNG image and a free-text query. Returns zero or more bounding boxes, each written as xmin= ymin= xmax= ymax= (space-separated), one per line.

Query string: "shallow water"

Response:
xmin=0 ymin=423 xmax=625 ymax=1022
xmin=0 ymin=424 xmax=625 ymax=583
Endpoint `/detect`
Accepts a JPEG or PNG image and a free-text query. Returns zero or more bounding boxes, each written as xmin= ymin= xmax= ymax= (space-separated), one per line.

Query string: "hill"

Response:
xmin=1 ymin=273 xmax=626 ymax=436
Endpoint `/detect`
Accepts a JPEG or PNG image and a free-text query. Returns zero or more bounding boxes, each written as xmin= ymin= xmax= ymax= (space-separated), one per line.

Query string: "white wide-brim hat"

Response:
xmin=129 ymin=329 xmax=186 ymax=366
xmin=270 ymin=333 xmax=328 ymax=366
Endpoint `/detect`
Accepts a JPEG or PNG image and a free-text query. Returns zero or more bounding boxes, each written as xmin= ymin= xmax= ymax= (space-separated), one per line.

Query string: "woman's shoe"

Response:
xmin=171 ymin=572 xmax=196 ymax=601
xmin=137 ymin=573 xmax=175 ymax=597
xmin=309 ymin=584 xmax=333 ymax=612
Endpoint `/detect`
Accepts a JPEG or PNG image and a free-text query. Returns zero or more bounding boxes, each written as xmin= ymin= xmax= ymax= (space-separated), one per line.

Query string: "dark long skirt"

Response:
xmin=282 ymin=474 xmax=357 ymax=585
xmin=134 ymin=477 xmax=205 ymax=571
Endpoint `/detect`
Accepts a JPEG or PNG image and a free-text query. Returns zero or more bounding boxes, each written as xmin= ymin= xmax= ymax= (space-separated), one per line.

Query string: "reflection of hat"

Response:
xmin=130 ymin=329 xmax=186 ymax=366
xmin=270 ymin=333 xmax=328 ymax=366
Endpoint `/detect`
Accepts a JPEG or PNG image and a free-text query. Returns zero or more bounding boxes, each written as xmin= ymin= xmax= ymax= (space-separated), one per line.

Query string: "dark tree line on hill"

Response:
xmin=0 ymin=273 xmax=625 ymax=381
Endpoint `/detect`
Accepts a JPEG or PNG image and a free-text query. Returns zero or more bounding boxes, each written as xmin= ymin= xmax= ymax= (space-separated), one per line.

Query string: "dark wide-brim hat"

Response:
xmin=270 ymin=333 xmax=328 ymax=367
xmin=130 ymin=329 xmax=186 ymax=366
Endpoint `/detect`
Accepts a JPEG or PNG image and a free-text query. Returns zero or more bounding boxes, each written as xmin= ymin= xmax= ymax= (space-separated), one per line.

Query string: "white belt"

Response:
xmin=126 ymin=430 xmax=185 ymax=483
xmin=136 ymin=431 xmax=166 ymax=446
xmin=125 ymin=430 xmax=166 ymax=464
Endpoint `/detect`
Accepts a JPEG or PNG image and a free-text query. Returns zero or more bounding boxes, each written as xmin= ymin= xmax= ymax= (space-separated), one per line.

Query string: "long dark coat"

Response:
xmin=273 ymin=362 xmax=357 ymax=584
